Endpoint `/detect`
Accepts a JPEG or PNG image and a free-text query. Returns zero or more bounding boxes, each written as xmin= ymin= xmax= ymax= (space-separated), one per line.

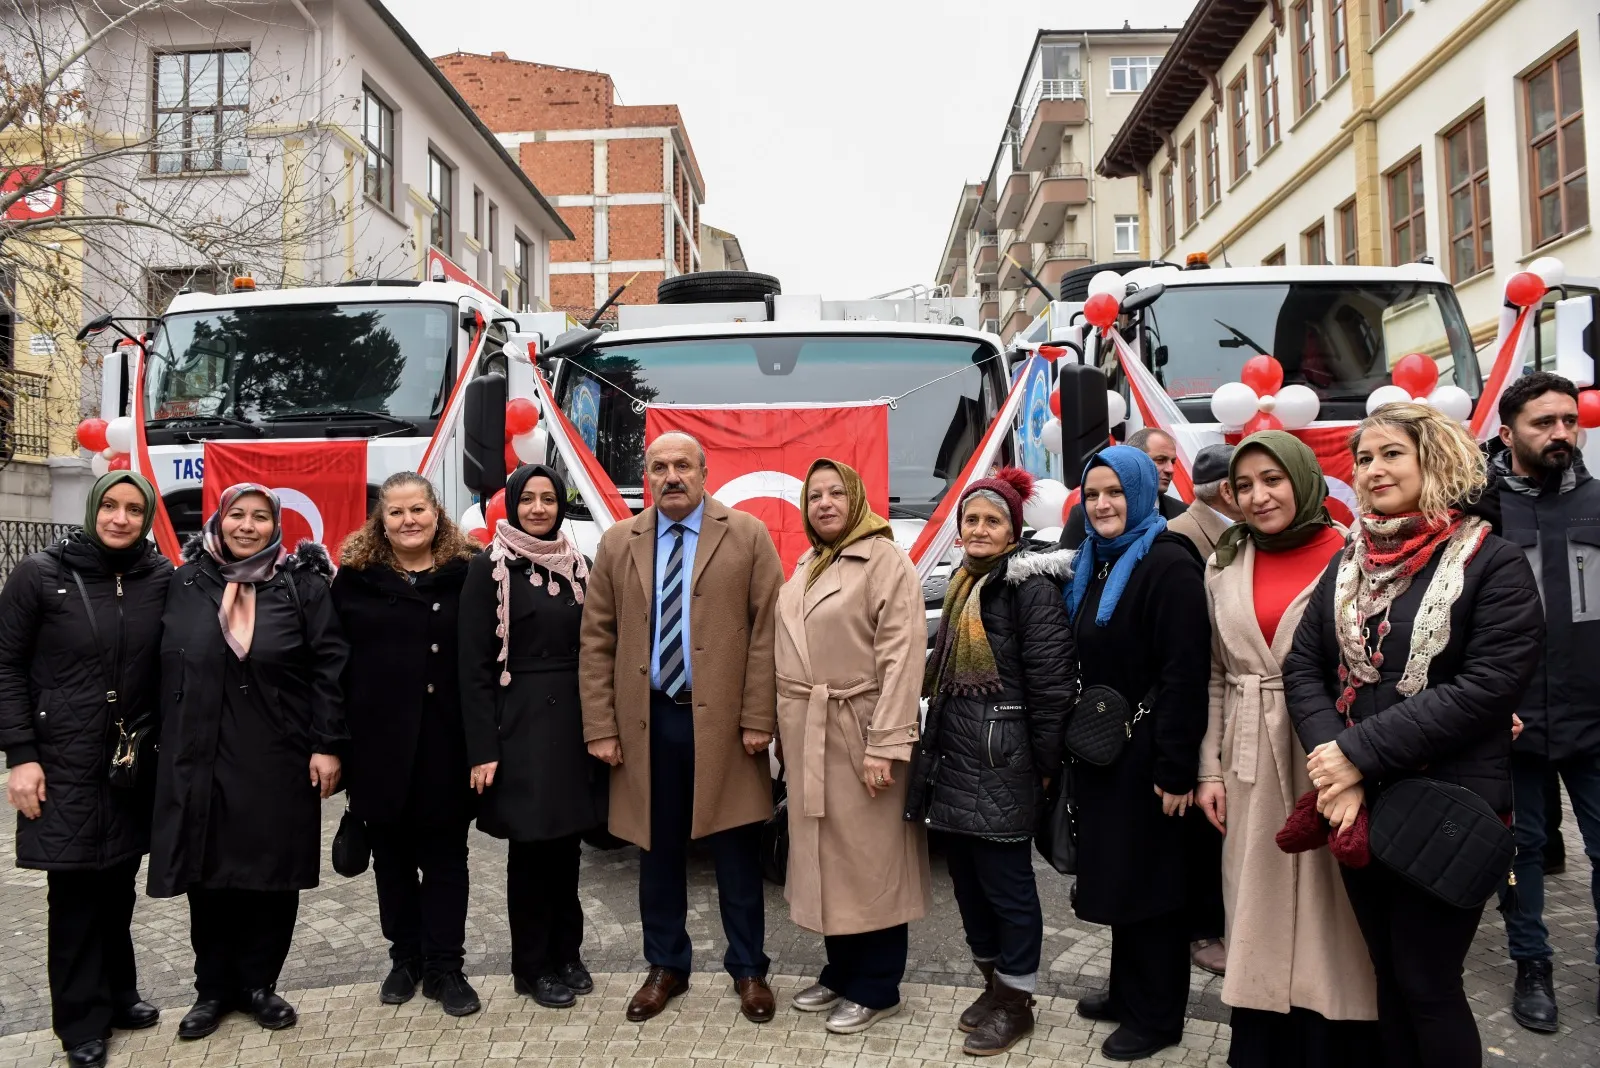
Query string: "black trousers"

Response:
xmin=1342 ymin=862 xmax=1485 ymax=1068
xmin=819 ymin=925 xmax=908 ymax=1010
xmin=639 ymin=690 xmax=768 ymax=979
xmin=944 ymin=835 xmax=1043 ymax=980
xmin=187 ymin=887 xmax=298 ymax=1001
xmin=369 ymin=819 xmax=470 ymax=976
xmin=1109 ymin=909 xmax=1190 ymax=1041
xmin=46 ymin=857 xmax=141 ymax=1049
xmin=1184 ymin=807 xmax=1225 ymax=942
xmin=507 ymin=834 xmax=584 ymax=980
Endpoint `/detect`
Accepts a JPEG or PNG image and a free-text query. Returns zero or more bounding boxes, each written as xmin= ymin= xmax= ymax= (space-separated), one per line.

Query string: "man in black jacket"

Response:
xmin=1492 ymin=371 xmax=1600 ymax=1034
xmin=1056 ymin=428 xmax=1187 ymax=549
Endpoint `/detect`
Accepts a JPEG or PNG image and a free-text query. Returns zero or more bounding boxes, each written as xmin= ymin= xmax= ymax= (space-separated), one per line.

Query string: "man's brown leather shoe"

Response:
xmin=735 ymin=976 xmax=775 ymax=1023
xmin=626 ymin=966 xmax=688 ymax=1022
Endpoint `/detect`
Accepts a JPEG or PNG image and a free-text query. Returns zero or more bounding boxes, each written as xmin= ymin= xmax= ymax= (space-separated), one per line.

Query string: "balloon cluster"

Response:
xmin=1022 ymin=478 xmax=1071 ymax=531
xmin=1209 ymin=356 xmax=1320 ymax=433
xmin=503 ymin=397 xmax=547 ymax=473
xmin=1083 ymin=270 xmax=1125 ymax=330
xmin=1040 ymin=387 xmax=1126 ymax=454
xmin=77 ymin=416 xmax=135 ymax=475
xmin=1365 ymin=353 xmax=1473 ymax=421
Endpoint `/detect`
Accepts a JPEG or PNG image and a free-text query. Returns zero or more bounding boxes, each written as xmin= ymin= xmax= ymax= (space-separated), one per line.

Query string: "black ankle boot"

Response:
xmin=1512 ymin=959 xmax=1558 ymax=1033
xmin=959 ymin=960 xmax=997 ymax=1034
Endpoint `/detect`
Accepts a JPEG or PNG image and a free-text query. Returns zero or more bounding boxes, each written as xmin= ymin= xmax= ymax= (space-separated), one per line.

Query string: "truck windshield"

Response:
xmin=553 ymin=334 xmax=1005 ymax=511
xmin=146 ymin=302 xmax=455 ymax=424
xmin=1133 ymin=281 xmax=1479 ymax=418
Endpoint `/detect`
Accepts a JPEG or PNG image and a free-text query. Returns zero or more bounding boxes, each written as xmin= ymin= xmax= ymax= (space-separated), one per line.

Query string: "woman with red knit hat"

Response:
xmin=905 ymin=467 xmax=1076 ymax=1057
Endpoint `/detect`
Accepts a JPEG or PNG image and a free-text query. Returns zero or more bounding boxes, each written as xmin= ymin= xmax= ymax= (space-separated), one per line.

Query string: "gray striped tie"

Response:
xmin=658 ymin=523 xmax=688 ymax=697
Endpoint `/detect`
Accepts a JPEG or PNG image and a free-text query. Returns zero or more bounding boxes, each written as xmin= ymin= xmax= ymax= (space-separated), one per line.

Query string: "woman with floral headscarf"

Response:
xmin=1194 ymin=430 xmax=1378 ymax=1067
xmin=1067 ymin=444 xmax=1211 ymax=1063
xmin=459 ymin=464 xmax=607 ymax=1010
xmin=147 ymin=484 xmax=349 ymax=1041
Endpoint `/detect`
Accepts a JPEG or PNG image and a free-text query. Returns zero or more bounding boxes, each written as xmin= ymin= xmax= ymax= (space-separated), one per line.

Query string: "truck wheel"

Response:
xmin=656 ymin=270 xmax=781 ymax=305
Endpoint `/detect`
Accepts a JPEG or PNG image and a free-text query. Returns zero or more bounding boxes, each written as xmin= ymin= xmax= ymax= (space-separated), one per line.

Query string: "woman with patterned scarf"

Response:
xmin=459 ymin=463 xmax=607 ymax=1010
xmin=1284 ymin=402 xmax=1544 ymax=1068
xmin=1067 ymin=445 xmax=1212 ymax=1063
xmin=910 ymin=467 xmax=1075 ymax=1057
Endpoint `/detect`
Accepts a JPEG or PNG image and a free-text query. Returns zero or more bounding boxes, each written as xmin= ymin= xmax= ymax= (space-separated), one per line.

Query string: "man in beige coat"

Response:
xmin=1167 ymin=444 xmax=1243 ymax=562
xmin=580 ymin=432 xmax=783 ymax=1025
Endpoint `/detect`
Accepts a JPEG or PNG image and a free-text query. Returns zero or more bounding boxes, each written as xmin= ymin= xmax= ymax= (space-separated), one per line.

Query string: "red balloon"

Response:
xmin=1083 ymin=292 xmax=1121 ymax=329
xmin=1240 ymin=355 xmax=1284 ymax=397
xmin=503 ymin=441 xmax=520 ymax=474
xmin=1579 ymin=390 xmax=1600 ymax=430
xmin=1391 ymin=353 xmax=1439 ymax=399
xmin=467 ymin=526 xmax=490 ymax=545
xmin=1048 ymin=389 xmax=1061 ymax=417
xmin=107 ymin=454 xmax=130 ymax=471
xmin=1037 ymin=345 xmax=1066 ymax=362
xmin=76 ymin=418 xmax=108 ymax=453
xmin=484 ymin=489 xmax=507 ymax=528
xmin=1505 ymin=271 xmax=1547 ymax=308
xmin=1241 ymin=411 xmax=1283 ymax=436
xmin=505 ymin=397 xmax=539 ymax=438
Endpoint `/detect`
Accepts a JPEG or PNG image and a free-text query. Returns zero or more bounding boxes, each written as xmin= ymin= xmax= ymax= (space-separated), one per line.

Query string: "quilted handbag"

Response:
xmin=1368 ymin=777 xmax=1514 ymax=909
xmin=1065 ymin=685 xmax=1150 ymax=766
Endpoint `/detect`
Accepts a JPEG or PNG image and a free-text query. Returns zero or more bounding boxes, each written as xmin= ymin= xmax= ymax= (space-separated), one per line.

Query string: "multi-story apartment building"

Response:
xmin=1098 ymin=0 xmax=1597 ymax=370
xmin=935 ymin=27 xmax=1179 ymax=341
xmin=437 ymin=53 xmax=728 ymax=323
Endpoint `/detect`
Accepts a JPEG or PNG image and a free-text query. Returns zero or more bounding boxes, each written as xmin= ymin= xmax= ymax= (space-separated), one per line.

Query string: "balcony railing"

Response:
xmin=0 ymin=369 xmax=50 ymax=462
xmin=978 ymin=289 xmax=998 ymax=305
xmin=1043 ymin=241 xmax=1090 ymax=261
xmin=1021 ymin=77 xmax=1085 ymax=136
xmin=970 ymin=233 xmax=999 ymax=252
xmin=1043 ymin=161 xmax=1087 ymax=180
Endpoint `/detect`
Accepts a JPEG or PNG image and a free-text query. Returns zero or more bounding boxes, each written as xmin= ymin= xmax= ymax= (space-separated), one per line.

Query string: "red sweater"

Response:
xmin=1252 ymin=527 xmax=1346 ymax=647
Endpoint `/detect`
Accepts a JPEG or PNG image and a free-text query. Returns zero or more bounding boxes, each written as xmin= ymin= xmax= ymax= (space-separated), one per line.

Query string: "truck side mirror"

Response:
xmin=462 ymin=371 xmax=508 ymax=495
xmin=1056 ymin=363 xmax=1111 ymax=489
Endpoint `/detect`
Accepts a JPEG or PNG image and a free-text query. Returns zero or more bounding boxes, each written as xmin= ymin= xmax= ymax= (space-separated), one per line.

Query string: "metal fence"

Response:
xmin=0 ymin=520 xmax=78 ymax=585
xmin=0 ymin=368 xmax=50 ymax=461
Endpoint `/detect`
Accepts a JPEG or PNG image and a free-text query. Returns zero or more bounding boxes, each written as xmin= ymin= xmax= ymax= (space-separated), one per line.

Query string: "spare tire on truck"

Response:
xmin=1057 ymin=260 xmax=1157 ymax=303
xmin=657 ymin=270 xmax=781 ymax=305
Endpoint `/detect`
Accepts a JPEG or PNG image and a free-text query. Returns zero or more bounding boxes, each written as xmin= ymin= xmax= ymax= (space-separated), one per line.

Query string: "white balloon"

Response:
xmin=1580 ymin=428 xmax=1589 ymax=450
xmin=90 ymin=453 xmax=110 ymax=477
xmin=1024 ymin=479 xmax=1070 ymax=531
xmin=1257 ymin=393 xmax=1277 ymax=413
xmin=511 ymin=427 xmax=549 ymax=464
xmin=1106 ymin=390 xmax=1128 ymax=426
xmin=1366 ymin=384 xmax=1412 ymax=415
xmin=100 ymin=447 xmax=116 ymax=459
xmin=1528 ymin=256 xmax=1566 ymax=287
xmin=1210 ymin=381 xmax=1260 ymax=428
xmin=1040 ymin=417 xmax=1063 ymax=454
xmin=460 ymin=503 xmax=484 ymax=530
xmin=1274 ymin=384 xmax=1321 ymax=430
xmin=1087 ymin=270 xmax=1126 ymax=300
xmin=104 ymin=416 xmax=134 ymax=454
xmin=1429 ymin=384 xmax=1473 ymax=422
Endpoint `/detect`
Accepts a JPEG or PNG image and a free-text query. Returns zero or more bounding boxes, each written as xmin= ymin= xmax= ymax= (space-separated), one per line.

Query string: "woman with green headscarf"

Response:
xmin=773 ymin=459 xmax=930 ymax=1035
xmin=1193 ymin=431 xmax=1377 ymax=1067
xmin=0 ymin=472 xmax=173 ymax=1068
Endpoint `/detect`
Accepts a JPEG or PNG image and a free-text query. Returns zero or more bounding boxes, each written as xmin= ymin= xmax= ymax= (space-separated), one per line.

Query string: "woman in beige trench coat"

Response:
xmin=1194 ymin=431 xmax=1379 ymax=1067
xmin=775 ymin=458 xmax=930 ymax=1036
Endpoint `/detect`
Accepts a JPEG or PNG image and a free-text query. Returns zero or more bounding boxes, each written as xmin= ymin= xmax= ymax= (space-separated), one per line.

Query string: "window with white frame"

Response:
xmin=1114 ymin=215 xmax=1140 ymax=254
xmin=1110 ymin=56 xmax=1162 ymax=93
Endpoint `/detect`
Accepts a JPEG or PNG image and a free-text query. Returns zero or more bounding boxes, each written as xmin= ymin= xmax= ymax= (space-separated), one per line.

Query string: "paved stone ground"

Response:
xmin=0 ymin=777 xmax=1597 ymax=1065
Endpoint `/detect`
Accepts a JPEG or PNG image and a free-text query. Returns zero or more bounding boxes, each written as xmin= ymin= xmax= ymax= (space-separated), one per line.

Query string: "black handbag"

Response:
xmin=759 ymin=764 xmax=789 ymax=885
xmin=331 ymin=802 xmax=371 ymax=877
xmin=64 ymin=565 xmax=153 ymax=790
xmin=1368 ymin=777 xmax=1515 ymax=909
xmin=1034 ymin=769 xmax=1077 ymax=875
xmin=1065 ymin=684 xmax=1150 ymax=766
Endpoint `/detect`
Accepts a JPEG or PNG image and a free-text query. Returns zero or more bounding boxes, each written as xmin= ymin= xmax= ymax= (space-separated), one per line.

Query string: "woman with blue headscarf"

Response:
xmin=1066 ymin=445 xmax=1211 ymax=1063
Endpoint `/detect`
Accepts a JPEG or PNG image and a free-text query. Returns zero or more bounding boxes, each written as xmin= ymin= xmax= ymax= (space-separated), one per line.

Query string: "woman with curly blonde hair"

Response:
xmin=331 ymin=472 xmax=483 ymax=1016
xmin=1284 ymin=402 xmax=1543 ymax=1068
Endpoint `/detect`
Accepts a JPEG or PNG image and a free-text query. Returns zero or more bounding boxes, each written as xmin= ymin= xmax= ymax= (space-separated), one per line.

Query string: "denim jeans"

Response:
xmin=1500 ymin=753 xmax=1600 ymax=962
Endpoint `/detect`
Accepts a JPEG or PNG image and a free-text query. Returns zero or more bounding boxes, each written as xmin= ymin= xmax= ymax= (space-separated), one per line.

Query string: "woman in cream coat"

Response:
xmin=776 ymin=458 xmax=930 ymax=1036
xmin=1194 ymin=431 xmax=1378 ymax=1067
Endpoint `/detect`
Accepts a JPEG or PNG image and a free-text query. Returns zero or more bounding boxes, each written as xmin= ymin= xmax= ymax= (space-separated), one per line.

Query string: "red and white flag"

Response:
xmin=1109 ymin=328 xmax=1198 ymax=503
xmin=202 ymin=440 xmax=369 ymax=553
xmin=1470 ymin=304 xmax=1535 ymax=443
xmin=644 ymin=403 xmax=889 ymax=572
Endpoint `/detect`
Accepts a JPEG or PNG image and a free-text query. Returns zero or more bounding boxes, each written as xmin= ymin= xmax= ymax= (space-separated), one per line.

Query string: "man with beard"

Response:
xmin=1492 ymin=372 xmax=1600 ymax=1034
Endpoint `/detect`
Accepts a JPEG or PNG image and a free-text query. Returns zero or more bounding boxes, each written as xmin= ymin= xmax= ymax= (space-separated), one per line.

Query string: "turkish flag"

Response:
xmin=644 ymin=404 xmax=890 ymax=571
xmin=202 ymin=441 xmax=369 ymax=554
xmin=2 ymin=168 xmax=65 ymax=220
xmin=1226 ymin=425 xmax=1358 ymax=526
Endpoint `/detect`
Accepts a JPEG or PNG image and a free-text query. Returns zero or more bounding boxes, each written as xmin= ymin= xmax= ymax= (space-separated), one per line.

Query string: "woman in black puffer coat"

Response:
xmin=912 ymin=468 xmax=1074 ymax=1058
xmin=0 ymin=472 xmax=172 ymax=1068
xmin=1284 ymin=403 xmax=1542 ymax=1068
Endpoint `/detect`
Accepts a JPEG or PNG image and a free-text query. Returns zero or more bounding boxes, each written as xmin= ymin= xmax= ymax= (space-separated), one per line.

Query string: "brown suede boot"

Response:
xmin=961 ymin=979 xmax=1034 ymax=1057
xmin=958 ymin=961 xmax=997 ymax=1034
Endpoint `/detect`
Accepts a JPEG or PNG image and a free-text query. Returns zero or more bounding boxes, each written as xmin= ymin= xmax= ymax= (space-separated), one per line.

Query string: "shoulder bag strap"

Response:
xmin=64 ymin=565 xmax=117 ymax=705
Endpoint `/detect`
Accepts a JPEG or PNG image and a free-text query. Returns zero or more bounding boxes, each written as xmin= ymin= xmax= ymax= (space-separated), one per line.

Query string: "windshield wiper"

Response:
xmin=263 ymin=407 xmax=413 ymax=430
xmin=1213 ymin=320 xmax=1270 ymax=355
xmin=145 ymin=414 xmax=261 ymax=435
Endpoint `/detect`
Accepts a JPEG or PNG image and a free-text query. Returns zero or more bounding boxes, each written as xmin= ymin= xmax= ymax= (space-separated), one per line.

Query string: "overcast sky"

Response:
xmin=387 ymin=0 xmax=1199 ymax=299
